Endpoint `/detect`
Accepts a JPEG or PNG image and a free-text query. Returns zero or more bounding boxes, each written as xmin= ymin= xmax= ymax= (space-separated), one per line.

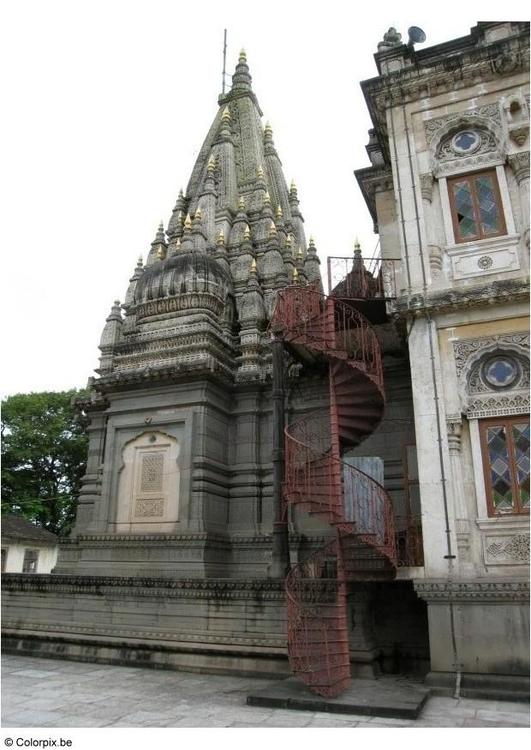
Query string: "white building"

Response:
xmin=1 ymin=516 xmax=59 ymax=574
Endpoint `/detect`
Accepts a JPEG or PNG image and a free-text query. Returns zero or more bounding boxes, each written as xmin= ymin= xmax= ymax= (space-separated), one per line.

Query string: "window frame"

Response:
xmin=479 ymin=415 xmax=530 ymax=518
xmin=22 ymin=548 xmax=39 ymax=574
xmin=448 ymin=168 xmax=507 ymax=244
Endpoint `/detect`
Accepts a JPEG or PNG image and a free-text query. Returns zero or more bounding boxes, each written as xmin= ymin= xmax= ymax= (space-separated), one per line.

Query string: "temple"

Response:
xmin=2 ymin=23 xmax=529 ymax=702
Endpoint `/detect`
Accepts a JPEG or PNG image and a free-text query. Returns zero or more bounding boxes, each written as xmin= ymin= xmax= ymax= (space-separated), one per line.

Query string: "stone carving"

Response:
xmin=453 ymin=333 xmax=529 ymax=418
xmin=446 ymin=420 xmax=462 ymax=452
xmin=420 ymin=173 xmax=434 ymax=202
xmin=507 ymin=151 xmax=530 ymax=183
xmin=453 ymin=333 xmax=529 ymax=378
xmin=428 ymin=245 xmax=442 ymax=274
xmin=424 ymin=104 xmax=501 ymax=147
xmin=377 ymin=27 xmax=402 ymax=52
xmin=509 ymin=126 xmax=529 ymax=146
xmin=414 ymin=579 xmax=529 ymax=602
xmin=140 ymin=453 xmax=164 ymax=493
xmin=485 ymin=534 xmax=530 ymax=564
xmin=134 ymin=498 xmax=165 ymax=518
xmin=477 ymin=255 xmax=493 ymax=270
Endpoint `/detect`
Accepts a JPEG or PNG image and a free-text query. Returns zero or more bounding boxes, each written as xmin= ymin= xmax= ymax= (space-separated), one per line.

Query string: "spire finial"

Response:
xmin=354 ymin=237 xmax=361 ymax=256
xmin=239 ymin=48 xmax=247 ymax=64
xmin=286 ymin=233 xmax=293 ymax=249
xmin=207 ymin=156 xmax=216 ymax=174
xmin=175 ymin=237 xmax=181 ymax=251
xmin=292 ymin=266 xmax=299 ymax=282
xmin=250 ymin=257 xmax=257 ymax=274
xmin=222 ymin=106 xmax=231 ymax=123
xmin=263 ymin=191 xmax=271 ymax=206
xmin=297 ymin=246 xmax=303 ymax=260
xmin=156 ymin=246 xmax=165 ymax=261
xmin=257 ymin=164 xmax=264 ymax=179
xmin=264 ymin=121 xmax=273 ymax=140
xmin=238 ymin=195 xmax=246 ymax=211
xmin=154 ymin=221 xmax=165 ymax=244
xmin=179 ymin=187 xmax=184 ymax=197
xmin=137 ymin=255 xmax=143 ymax=267
xmin=243 ymin=224 xmax=251 ymax=241
xmin=268 ymin=220 xmax=277 ymax=238
xmin=184 ymin=213 xmax=192 ymax=230
xmin=309 ymin=236 xmax=316 ymax=249
xmin=276 ymin=205 xmax=283 ymax=219
xmin=217 ymin=229 xmax=225 ymax=246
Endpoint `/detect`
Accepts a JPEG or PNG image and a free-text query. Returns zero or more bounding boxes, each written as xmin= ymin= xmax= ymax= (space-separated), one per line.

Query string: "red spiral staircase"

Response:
xmin=270 ymin=282 xmax=397 ymax=698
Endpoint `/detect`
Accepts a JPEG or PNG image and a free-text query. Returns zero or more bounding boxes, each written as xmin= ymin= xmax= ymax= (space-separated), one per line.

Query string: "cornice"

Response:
xmin=393 ymin=277 xmax=529 ymax=317
xmin=1 ymin=574 xmax=285 ymax=600
xmin=414 ymin=579 xmax=529 ymax=602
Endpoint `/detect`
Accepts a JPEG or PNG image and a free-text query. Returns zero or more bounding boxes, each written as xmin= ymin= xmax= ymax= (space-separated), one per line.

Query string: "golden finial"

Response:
xmin=276 ymin=205 xmax=283 ymax=219
xmin=221 ymin=106 xmax=231 ymax=122
xmin=290 ymin=179 xmax=297 ymax=193
xmin=238 ymin=195 xmax=246 ymax=211
xmin=269 ymin=221 xmax=277 ymax=238
xmin=263 ymin=191 xmax=271 ymax=205
xmin=195 ymin=207 xmax=202 ymax=221
xmin=207 ymin=156 xmax=216 ymax=172
xmin=217 ymin=229 xmax=225 ymax=246
xmin=292 ymin=266 xmax=299 ymax=282
xmin=297 ymin=246 xmax=303 ymax=260
xmin=239 ymin=48 xmax=247 ymax=63
xmin=250 ymin=257 xmax=257 ymax=273
xmin=243 ymin=224 xmax=251 ymax=241
xmin=286 ymin=233 xmax=293 ymax=248
xmin=257 ymin=165 xmax=264 ymax=178
xmin=156 ymin=246 xmax=165 ymax=260
xmin=184 ymin=213 xmax=192 ymax=230
xmin=175 ymin=237 xmax=181 ymax=250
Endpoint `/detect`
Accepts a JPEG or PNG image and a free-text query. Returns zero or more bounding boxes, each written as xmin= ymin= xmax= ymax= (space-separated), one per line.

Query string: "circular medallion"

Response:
xmin=483 ymin=356 xmax=519 ymax=389
xmin=477 ymin=255 xmax=493 ymax=270
xmin=452 ymin=130 xmax=480 ymax=155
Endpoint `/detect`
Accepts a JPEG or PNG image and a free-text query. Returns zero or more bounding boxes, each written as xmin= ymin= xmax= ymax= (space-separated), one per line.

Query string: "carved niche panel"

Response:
xmin=453 ymin=332 xmax=530 ymax=418
xmin=115 ymin=431 xmax=180 ymax=532
xmin=484 ymin=533 xmax=530 ymax=565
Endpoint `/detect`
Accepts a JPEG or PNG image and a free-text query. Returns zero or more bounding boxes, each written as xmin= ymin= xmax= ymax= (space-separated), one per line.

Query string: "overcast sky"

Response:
xmin=1 ymin=0 xmax=528 ymax=397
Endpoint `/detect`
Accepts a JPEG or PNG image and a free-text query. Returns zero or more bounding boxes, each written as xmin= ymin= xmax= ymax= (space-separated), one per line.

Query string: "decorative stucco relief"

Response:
xmin=484 ymin=533 xmax=530 ymax=564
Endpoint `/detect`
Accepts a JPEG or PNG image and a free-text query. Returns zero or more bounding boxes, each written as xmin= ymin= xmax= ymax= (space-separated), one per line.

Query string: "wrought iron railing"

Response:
xmin=327 ymin=256 xmax=401 ymax=300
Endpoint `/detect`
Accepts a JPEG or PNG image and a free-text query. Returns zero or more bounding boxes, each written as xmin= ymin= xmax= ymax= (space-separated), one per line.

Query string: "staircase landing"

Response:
xmin=247 ymin=676 xmax=430 ymax=719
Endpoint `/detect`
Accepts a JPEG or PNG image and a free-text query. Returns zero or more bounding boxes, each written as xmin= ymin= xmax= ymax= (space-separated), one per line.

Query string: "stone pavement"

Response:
xmin=1 ymin=655 xmax=529 ymax=728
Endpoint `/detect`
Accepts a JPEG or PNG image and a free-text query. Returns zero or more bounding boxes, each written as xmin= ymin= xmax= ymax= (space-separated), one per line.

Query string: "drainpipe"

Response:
xmin=270 ymin=336 xmax=290 ymax=578
xmin=425 ymin=312 xmax=462 ymax=699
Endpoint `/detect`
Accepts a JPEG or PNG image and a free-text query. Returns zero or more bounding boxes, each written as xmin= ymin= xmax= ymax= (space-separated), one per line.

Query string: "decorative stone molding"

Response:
xmin=414 ymin=579 xmax=529 ymax=603
xmin=484 ymin=533 xmax=530 ymax=565
xmin=425 ymin=105 xmax=501 ymax=147
xmin=509 ymin=126 xmax=529 ymax=147
xmin=1 ymin=574 xmax=285 ymax=601
xmin=420 ymin=173 xmax=434 ymax=202
xmin=446 ymin=419 xmax=462 ymax=452
xmin=453 ymin=332 xmax=529 ymax=378
xmin=428 ymin=245 xmax=442 ymax=274
xmin=507 ymin=151 xmax=530 ymax=183
xmin=453 ymin=332 xmax=529 ymax=418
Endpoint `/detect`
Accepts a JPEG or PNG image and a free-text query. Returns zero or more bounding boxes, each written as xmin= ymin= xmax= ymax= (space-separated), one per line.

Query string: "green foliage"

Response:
xmin=1 ymin=390 xmax=88 ymax=536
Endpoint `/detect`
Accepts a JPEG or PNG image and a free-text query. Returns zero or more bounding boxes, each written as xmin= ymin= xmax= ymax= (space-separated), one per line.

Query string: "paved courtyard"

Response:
xmin=1 ymin=654 xmax=529 ymax=728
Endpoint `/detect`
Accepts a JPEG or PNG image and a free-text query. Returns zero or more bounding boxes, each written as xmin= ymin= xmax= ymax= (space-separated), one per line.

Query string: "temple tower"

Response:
xmin=59 ymin=52 xmax=319 ymax=578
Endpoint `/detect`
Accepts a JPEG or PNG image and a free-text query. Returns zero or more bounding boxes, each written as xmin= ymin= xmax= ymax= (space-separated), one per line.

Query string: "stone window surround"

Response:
xmin=440 ymin=162 xmax=517 ymax=249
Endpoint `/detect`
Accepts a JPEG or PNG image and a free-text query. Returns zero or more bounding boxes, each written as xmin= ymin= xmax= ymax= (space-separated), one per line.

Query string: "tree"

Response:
xmin=1 ymin=390 xmax=88 ymax=536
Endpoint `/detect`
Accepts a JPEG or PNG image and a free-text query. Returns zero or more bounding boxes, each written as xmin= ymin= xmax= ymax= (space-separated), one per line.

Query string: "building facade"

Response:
xmin=356 ymin=21 xmax=530 ymax=696
xmin=1 ymin=516 xmax=59 ymax=574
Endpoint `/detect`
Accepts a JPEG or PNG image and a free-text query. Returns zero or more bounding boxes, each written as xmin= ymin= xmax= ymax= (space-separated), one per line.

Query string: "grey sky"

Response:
xmin=1 ymin=0 xmax=526 ymax=396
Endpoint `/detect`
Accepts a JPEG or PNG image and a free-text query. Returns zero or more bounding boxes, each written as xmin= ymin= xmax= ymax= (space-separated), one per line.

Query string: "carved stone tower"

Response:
xmin=58 ymin=51 xmax=321 ymax=578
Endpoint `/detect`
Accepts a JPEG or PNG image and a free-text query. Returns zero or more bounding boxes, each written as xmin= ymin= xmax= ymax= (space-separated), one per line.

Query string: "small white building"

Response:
xmin=1 ymin=516 xmax=59 ymax=574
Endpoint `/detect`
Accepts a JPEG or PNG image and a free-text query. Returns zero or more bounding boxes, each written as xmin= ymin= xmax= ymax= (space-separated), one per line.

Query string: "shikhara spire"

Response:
xmin=97 ymin=51 xmax=321 ymax=384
